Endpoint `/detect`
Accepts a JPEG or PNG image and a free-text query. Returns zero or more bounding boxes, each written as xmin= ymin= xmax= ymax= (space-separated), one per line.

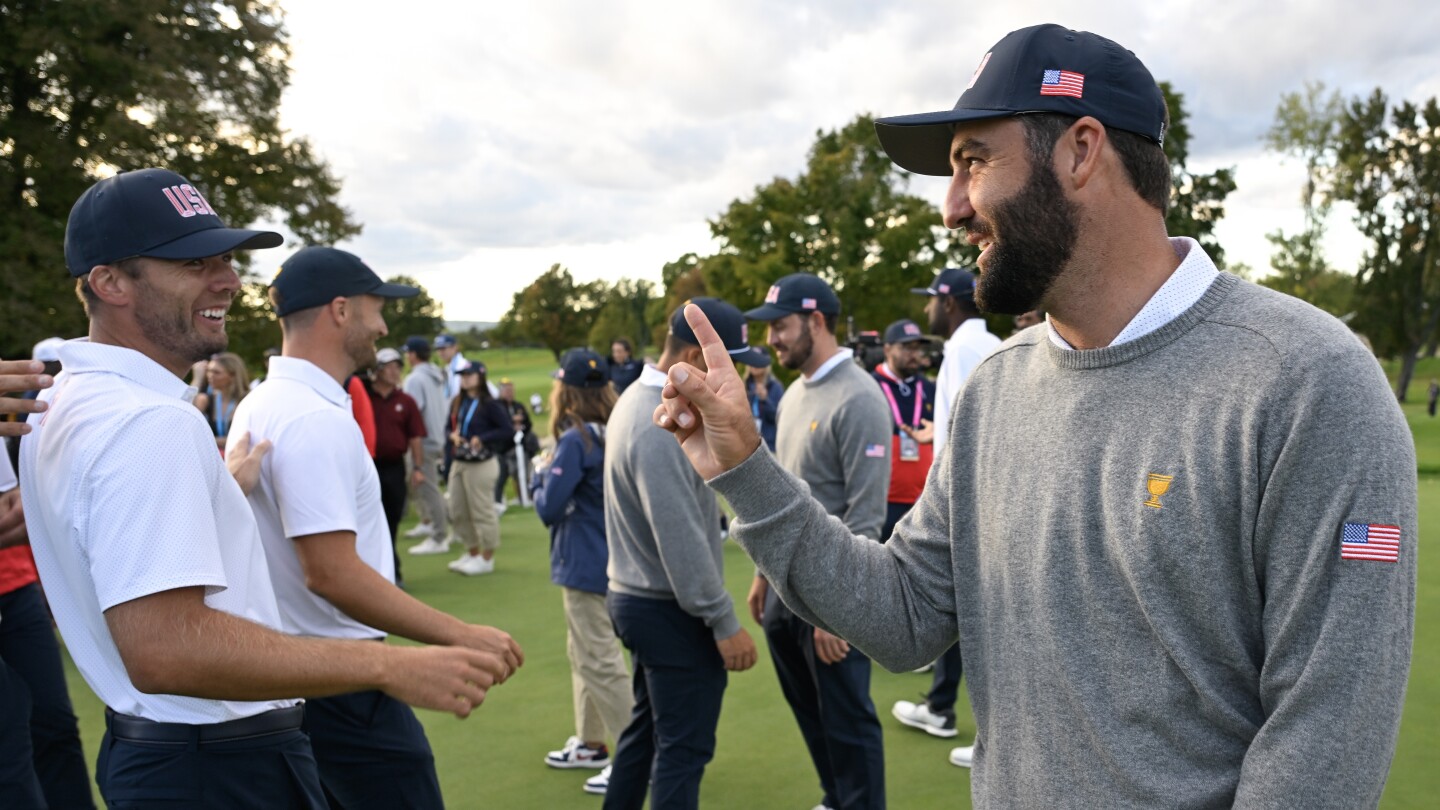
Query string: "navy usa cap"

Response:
xmin=672 ymin=297 xmax=771 ymax=368
xmin=744 ymin=273 xmax=841 ymax=321
xmin=883 ymin=319 xmax=933 ymax=345
xmin=65 ymin=168 xmax=283 ymax=277
xmin=875 ymin=24 xmax=1168 ymax=177
xmin=910 ymin=267 xmax=977 ymax=300
xmin=269 ymin=246 xmax=419 ymax=316
xmin=555 ymin=348 xmax=610 ymax=388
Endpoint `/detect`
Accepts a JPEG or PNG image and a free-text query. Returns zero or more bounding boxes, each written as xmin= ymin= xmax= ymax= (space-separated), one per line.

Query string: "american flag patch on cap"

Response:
xmin=865 ymin=443 xmax=886 ymax=458
xmin=801 ymin=297 xmax=817 ymax=309
xmin=1040 ymin=69 xmax=1084 ymax=99
xmin=1340 ymin=522 xmax=1400 ymax=562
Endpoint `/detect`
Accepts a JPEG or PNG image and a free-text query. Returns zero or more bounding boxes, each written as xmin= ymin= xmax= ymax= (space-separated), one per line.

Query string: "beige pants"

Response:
xmin=563 ymin=588 xmax=633 ymax=745
xmin=448 ymin=457 xmax=500 ymax=553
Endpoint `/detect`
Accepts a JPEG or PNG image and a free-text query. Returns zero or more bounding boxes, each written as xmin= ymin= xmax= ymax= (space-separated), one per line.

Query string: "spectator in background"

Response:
xmin=608 ymin=338 xmax=643 ymax=394
xmin=873 ymin=320 xmax=937 ymax=543
xmin=532 ymin=350 xmax=633 ymax=791
xmin=494 ymin=379 xmax=536 ymax=511
xmin=249 ymin=347 xmax=280 ymax=391
xmin=744 ymin=361 xmax=783 ymax=452
xmin=403 ymin=335 xmax=451 ymax=554
xmin=530 ymin=392 xmax=544 ymax=415
xmin=348 ymin=373 xmax=377 ymax=458
xmin=194 ymin=351 xmax=249 ymax=453
xmin=367 ymin=347 xmax=427 ymax=586
xmin=1013 ymin=309 xmax=1045 ymax=330
xmin=446 ymin=362 xmax=512 ymax=576
xmin=1426 ymin=377 xmax=1438 ymax=417
xmin=434 ymin=333 xmax=466 ymax=401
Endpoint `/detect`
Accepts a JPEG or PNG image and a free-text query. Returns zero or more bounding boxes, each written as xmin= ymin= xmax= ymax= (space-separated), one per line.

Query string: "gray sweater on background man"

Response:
xmin=774 ymin=354 xmax=891 ymax=539
xmin=712 ymin=273 xmax=1416 ymax=809
xmin=605 ymin=376 xmax=741 ymax=641
xmin=402 ymin=362 xmax=447 ymax=455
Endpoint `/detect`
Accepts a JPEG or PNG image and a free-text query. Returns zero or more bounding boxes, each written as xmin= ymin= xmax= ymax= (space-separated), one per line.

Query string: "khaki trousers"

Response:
xmin=448 ymin=457 xmax=500 ymax=553
xmin=563 ymin=587 xmax=633 ymax=745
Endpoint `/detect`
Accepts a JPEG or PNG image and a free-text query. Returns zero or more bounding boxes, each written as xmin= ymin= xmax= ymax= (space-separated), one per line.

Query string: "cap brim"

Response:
xmin=743 ymin=303 xmax=795 ymax=321
xmin=909 ymin=287 xmax=939 ymax=296
xmin=144 ymin=227 xmax=284 ymax=260
xmin=874 ymin=108 xmax=1017 ymax=177
xmin=372 ymin=281 xmax=420 ymax=300
xmin=730 ymin=346 xmax=771 ymax=368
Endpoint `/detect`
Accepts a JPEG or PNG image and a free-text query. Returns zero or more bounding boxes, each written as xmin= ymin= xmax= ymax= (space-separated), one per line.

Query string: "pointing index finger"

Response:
xmin=682 ymin=303 xmax=733 ymax=383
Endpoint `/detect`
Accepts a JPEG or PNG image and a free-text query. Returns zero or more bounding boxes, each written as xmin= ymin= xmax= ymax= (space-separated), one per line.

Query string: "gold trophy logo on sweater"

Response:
xmin=1143 ymin=473 xmax=1174 ymax=509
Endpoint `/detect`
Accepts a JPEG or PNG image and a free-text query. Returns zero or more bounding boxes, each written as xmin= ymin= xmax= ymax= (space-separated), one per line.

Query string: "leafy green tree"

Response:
xmin=1261 ymin=82 xmax=1354 ymax=317
xmin=381 ymin=274 xmax=445 ymax=350
xmin=1160 ymin=83 xmax=1238 ymax=268
xmin=587 ymin=278 xmax=656 ymax=354
xmin=701 ymin=115 xmax=970 ymax=338
xmin=1333 ymin=90 xmax=1440 ymax=400
xmin=0 ymin=0 xmax=359 ymax=358
xmin=500 ymin=264 xmax=604 ymax=361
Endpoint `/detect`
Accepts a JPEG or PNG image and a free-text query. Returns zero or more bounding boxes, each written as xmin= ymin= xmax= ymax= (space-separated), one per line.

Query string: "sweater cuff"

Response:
xmin=709 ymin=610 xmax=743 ymax=641
xmin=708 ymin=445 xmax=809 ymax=524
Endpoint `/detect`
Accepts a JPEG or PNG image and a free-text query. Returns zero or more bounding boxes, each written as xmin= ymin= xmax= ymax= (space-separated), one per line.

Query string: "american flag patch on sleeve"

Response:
xmin=1340 ymin=522 xmax=1400 ymax=562
xmin=865 ymin=443 xmax=886 ymax=458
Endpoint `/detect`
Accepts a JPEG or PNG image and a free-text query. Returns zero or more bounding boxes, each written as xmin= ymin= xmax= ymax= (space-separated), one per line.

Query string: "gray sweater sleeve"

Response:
xmin=1231 ymin=344 xmax=1415 ymax=808
xmin=631 ymin=426 xmax=742 ymax=640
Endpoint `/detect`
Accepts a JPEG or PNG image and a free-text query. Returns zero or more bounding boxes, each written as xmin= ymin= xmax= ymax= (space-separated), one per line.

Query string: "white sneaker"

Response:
xmin=949 ymin=745 xmax=974 ymax=768
xmin=892 ymin=700 xmax=958 ymax=738
xmin=545 ymin=736 xmax=610 ymax=769
xmin=583 ymin=765 xmax=611 ymax=795
xmin=403 ymin=523 xmax=434 ymax=538
xmin=407 ymin=537 xmax=452 ymax=555
xmin=449 ymin=553 xmax=495 ymax=576
xmin=494 ymin=501 xmax=508 ymax=516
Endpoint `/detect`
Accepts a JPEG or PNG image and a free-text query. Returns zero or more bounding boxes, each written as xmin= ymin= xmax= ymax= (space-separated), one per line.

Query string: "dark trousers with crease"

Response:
xmin=763 ymin=589 xmax=885 ymax=810
xmin=301 ymin=690 xmax=443 ymax=810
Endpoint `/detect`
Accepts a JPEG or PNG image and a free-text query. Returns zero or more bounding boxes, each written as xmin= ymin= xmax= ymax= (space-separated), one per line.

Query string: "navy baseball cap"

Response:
xmin=743 ymin=274 xmax=841 ymax=321
xmin=554 ymin=349 xmax=610 ymax=388
xmin=883 ymin=319 xmax=933 ymax=345
xmin=270 ymin=246 xmax=418 ymax=317
xmin=433 ymin=334 xmax=457 ymax=349
xmin=875 ymin=24 xmax=1168 ymax=177
xmin=672 ymin=297 xmax=771 ymax=368
xmin=457 ymin=360 xmax=487 ymax=376
xmin=911 ymin=268 xmax=977 ymax=300
xmin=65 ymin=168 xmax=283 ymax=277
xmin=404 ymin=336 xmax=429 ymax=354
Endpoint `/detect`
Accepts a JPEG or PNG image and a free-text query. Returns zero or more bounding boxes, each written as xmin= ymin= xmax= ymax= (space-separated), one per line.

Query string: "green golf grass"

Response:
xmin=55 ymin=348 xmax=1436 ymax=808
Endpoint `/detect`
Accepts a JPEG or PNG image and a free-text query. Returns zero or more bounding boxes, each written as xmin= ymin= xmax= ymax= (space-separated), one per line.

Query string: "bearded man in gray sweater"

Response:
xmin=744 ymin=273 xmax=893 ymax=810
xmin=652 ymin=23 xmax=1416 ymax=810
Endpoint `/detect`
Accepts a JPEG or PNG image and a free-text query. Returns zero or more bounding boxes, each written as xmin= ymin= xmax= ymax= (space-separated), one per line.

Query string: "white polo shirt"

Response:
xmin=231 ymin=356 xmax=394 ymax=640
xmin=933 ymin=317 xmax=1002 ymax=453
xmin=19 ymin=341 xmax=293 ymax=723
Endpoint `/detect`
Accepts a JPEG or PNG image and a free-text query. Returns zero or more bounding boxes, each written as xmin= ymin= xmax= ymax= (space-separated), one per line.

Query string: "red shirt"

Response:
xmin=370 ymin=385 xmax=426 ymax=461
xmin=0 ymin=546 xmax=38 ymax=596
xmin=348 ymin=376 xmax=377 ymax=458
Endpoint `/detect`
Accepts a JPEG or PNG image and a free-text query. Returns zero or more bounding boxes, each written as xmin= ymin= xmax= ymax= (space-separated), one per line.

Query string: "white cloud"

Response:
xmin=271 ymin=0 xmax=1436 ymax=320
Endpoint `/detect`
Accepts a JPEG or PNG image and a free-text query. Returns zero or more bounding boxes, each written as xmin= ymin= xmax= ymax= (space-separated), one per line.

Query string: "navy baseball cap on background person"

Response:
xmin=433 ymin=334 xmax=458 ymax=349
xmin=911 ymin=268 xmax=977 ymax=300
xmin=554 ymin=349 xmax=610 ymax=388
xmin=874 ymin=24 xmax=1168 ymax=177
xmin=672 ymin=298 xmax=772 ymax=368
xmin=884 ymin=319 xmax=933 ymax=345
xmin=65 ymin=168 xmax=283 ymax=277
xmin=743 ymin=274 xmax=841 ymax=322
xmin=269 ymin=246 xmax=419 ymax=317
xmin=404 ymin=336 xmax=430 ymax=354
xmin=458 ymin=360 xmax=487 ymax=376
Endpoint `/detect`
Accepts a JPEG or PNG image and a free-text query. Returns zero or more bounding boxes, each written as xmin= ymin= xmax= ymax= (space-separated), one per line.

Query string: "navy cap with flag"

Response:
xmin=743 ymin=274 xmax=841 ymax=321
xmin=883 ymin=319 xmax=933 ymax=345
xmin=874 ymin=24 xmax=1168 ymax=177
xmin=555 ymin=348 xmax=610 ymax=388
xmin=269 ymin=246 xmax=419 ymax=317
xmin=65 ymin=168 xmax=283 ymax=277
xmin=672 ymin=297 xmax=771 ymax=368
xmin=457 ymin=360 xmax=487 ymax=376
xmin=433 ymin=334 xmax=458 ymax=349
xmin=911 ymin=267 xmax=977 ymax=300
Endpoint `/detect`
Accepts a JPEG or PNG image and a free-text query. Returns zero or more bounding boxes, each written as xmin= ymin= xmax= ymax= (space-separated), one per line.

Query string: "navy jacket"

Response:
xmin=531 ymin=423 xmax=609 ymax=594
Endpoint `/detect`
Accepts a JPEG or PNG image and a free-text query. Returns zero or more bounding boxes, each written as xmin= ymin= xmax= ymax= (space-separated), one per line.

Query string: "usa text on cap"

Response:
xmin=270 ymin=246 xmax=419 ymax=317
xmin=743 ymin=274 xmax=841 ymax=322
xmin=65 ymin=168 xmax=283 ymax=277
xmin=883 ymin=319 xmax=933 ymax=345
xmin=874 ymin=24 xmax=1167 ymax=177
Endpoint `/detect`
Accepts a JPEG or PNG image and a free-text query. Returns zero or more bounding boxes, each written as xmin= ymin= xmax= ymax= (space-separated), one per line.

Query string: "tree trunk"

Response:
xmin=1395 ymin=346 xmax=1419 ymax=402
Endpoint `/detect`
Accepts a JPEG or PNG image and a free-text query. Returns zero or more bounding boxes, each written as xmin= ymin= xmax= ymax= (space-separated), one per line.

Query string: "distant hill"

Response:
xmin=444 ymin=320 xmax=499 ymax=334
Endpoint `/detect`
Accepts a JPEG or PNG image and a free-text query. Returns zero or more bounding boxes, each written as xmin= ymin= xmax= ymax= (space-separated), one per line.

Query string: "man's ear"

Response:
xmin=683 ymin=344 xmax=707 ymax=372
xmin=325 ymin=296 xmax=349 ymax=327
xmin=87 ymin=265 xmax=134 ymax=307
xmin=1060 ymin=116 xmax=1107 ymax=191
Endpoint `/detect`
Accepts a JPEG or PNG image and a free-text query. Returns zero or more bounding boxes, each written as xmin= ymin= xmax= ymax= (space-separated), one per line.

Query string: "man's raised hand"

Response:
xmin=653 ymin=304 xmax=763 ymax=479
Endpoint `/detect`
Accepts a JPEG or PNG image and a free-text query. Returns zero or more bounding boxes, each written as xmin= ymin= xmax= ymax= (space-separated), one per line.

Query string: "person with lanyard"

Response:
xmin=446 ymin=361 xmax=513 ymax=576
xmin=744 ymin=361 xmax=783 ymax=452
xmin=871 ymin=319 xmax=937 ymax=542
xmin=195 ymin=351 xmax=248 ymax=453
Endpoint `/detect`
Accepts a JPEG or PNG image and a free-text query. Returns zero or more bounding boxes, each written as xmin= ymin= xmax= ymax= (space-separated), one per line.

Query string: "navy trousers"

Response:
xmin=605 ymin=592 xmax=727 ymax=810
xmin=0 ymin=583 xmax=95 ymax=809
xmin=763 ymin=589 xmax=885 ymax=810
xmin=97 ymin=723 xmax=325 ymax=809
xmin=374 ymin=457 xmax=409 ymax=583
xmin=301 ymin=690 xmax=443 ymax=810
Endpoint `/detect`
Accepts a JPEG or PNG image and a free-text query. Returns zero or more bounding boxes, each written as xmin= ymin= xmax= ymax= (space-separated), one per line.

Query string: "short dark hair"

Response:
xmin=267 ymin=286 xmax=321 ymax=333
xmin=819 ymin=311 xmax=838 ymax=335
xmin=612 ymin=337 xmax=633 ymax=353
xmin=1018 ymin=113 xmax=1171 ymax=213
xmin=75 ymin=256 xmax=144 ymax=314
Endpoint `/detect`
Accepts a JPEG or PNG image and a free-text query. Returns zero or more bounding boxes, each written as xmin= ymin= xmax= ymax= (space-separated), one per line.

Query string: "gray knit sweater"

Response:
xmin=774 ymin=354 xmax=892 ymax=539
xmin=605 ymin=378 xmax=740 ymax=640
xmin=712 ymin=274 xmax=1416 ymax=808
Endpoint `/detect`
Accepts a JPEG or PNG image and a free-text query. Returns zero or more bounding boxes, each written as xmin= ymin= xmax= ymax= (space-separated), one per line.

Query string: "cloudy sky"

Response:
xmin=269 ymin=0 xmax=1439 ymax=323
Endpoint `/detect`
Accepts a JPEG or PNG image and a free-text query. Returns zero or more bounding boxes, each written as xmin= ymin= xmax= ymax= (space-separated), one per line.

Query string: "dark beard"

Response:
xmin=972 ymin=161 xmax=1079 ymax=315
xmin=779 ymin=319 xmax=814 ymax=371
xmin=133 ymin=281 xmax=227 ymax=363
